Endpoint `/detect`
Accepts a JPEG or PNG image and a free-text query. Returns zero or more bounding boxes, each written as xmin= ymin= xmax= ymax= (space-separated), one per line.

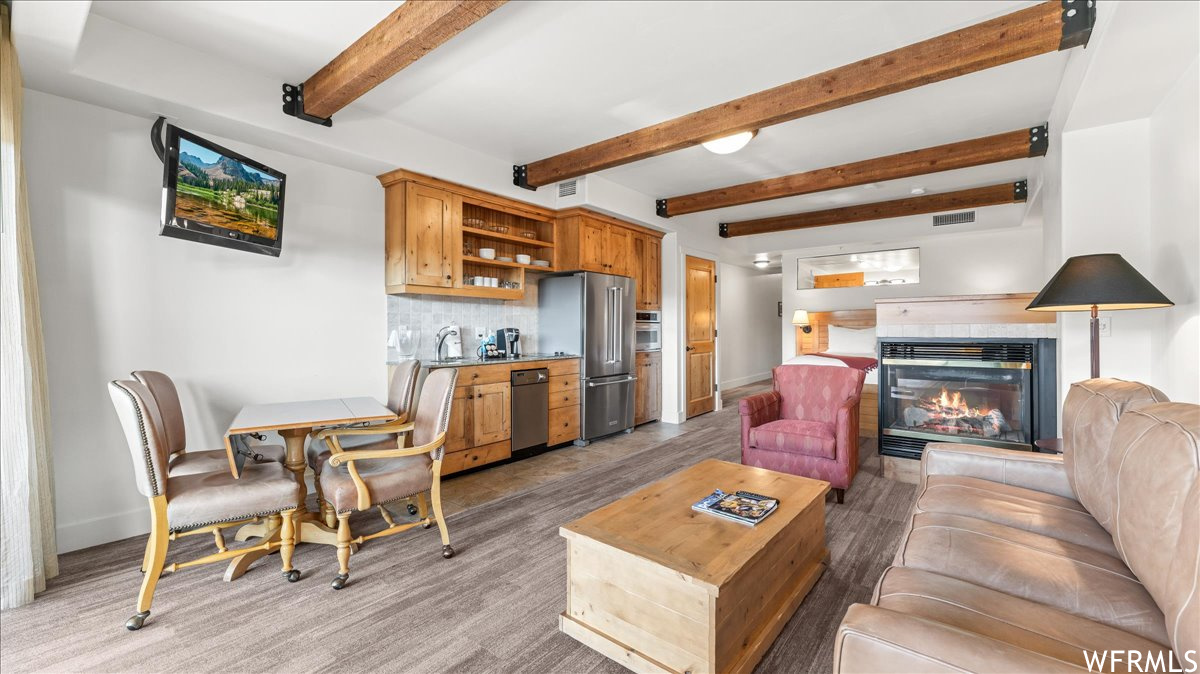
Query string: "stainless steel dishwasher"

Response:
xmin=511 ymin=368 xmax=549 ymax=457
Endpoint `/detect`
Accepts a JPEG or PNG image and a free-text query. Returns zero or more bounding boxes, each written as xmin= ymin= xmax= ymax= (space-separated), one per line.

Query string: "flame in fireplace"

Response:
xmin=906 ymin=387 xmax=1006 ymax=438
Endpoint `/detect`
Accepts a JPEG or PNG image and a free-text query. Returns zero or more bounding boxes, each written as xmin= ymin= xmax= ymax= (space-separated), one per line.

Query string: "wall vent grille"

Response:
xmin=933 ymin=211 xmax=975 ymax=226
xmin=558 ymin=180 xmax=579 ymax=198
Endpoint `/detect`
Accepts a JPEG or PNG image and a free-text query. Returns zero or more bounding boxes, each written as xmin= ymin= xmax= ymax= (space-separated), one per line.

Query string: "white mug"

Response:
xmin=489 ymin=277 xmax=499 ymax=287
xmin=474 ymin=276 xmax=486 ymax=286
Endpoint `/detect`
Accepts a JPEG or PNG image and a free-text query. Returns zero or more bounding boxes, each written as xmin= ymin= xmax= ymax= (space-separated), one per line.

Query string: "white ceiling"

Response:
xmin=88 ymin=0 xmax=1065 ymax=202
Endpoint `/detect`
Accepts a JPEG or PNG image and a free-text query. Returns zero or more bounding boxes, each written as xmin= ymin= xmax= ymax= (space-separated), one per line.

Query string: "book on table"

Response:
xmin=691 ymin=489 xmax=779 ymax=526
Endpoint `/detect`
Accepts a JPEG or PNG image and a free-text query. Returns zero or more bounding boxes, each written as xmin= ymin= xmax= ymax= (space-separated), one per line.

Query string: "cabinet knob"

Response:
xmin=446 ymin=274 xmax=452 ymax=280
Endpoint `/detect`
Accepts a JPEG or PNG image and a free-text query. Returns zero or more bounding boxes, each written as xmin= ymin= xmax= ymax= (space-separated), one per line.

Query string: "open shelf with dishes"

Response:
xmin=461 ymin=200 xmax=555 ymax=277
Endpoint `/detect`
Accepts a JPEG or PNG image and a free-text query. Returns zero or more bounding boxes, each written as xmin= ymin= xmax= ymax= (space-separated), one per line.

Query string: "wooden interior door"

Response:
xmin=471 ymin=382 xmax=511 ymax=445
xmin=405 ymin=183 xmax=459 ymax=287
xmin=578 ymin=217 xmax=608 ymax=272
xmin=445 ymin=386 xmax=473 ymax=452
xmin=685 ymin=255 xmax=717 ymax=418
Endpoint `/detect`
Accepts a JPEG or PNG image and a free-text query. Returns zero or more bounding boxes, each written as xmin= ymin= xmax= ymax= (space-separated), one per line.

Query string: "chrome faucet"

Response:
xmin=434 ymin=326 xmax=459 ymax=361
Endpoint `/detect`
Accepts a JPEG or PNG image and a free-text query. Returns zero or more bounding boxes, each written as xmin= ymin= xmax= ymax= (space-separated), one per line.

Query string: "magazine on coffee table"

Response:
xmin=691 ymin=489 xmax=779 ymax=526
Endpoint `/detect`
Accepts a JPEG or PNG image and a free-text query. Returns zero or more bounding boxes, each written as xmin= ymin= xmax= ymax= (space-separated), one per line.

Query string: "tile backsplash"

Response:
xmin=387 ymin=285 xmax=540 ymax=362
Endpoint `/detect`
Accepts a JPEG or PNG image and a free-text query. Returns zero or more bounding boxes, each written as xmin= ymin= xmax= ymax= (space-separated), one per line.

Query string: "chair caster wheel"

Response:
xmin=442 ymin=544 xmax=455 ymax=559
xmin=126 ymin=611 xmax=150 ymax=631
xmin=407 ymin=503 xmax=419 ymax=516
xmin=284 ymin=569 xmax=301 ymax=583
xmin=422 ymin=520 xmax=432 ymax=529
xmin=331 ymin=573 xmax=349 ymax=590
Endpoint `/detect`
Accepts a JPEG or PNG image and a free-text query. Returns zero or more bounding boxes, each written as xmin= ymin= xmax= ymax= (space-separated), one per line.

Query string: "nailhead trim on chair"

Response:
xmin=335 ymin=484 xmax=431 ymax=515
xmin=112 ymin=381 xmax=160 ymax=497
xmin=170 ymin=504 xmax=302 ymax=533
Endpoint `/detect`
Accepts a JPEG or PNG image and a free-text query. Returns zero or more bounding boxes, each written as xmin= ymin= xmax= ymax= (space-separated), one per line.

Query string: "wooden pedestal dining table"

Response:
xmin=220 ymin=396 xmax=396 ymax=581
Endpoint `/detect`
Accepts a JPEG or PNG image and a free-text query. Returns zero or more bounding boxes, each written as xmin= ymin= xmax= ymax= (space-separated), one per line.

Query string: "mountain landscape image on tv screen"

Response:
xmin=174 ymin=138 xmax=281 ymax=240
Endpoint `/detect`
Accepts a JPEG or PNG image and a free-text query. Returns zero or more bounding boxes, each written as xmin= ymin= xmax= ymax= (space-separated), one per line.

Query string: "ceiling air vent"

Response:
xmin=558 ymin=179 xmax=579 ymax=198
xmin=933 ymin=211 xmax=975 ymax=226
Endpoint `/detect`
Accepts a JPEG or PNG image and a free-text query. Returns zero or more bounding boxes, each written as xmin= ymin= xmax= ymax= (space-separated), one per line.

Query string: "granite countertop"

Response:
xmin=387 ymin=353 xmax=580 ymax=368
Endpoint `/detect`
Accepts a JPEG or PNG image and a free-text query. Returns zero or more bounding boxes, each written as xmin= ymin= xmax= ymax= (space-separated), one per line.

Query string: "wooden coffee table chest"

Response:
xmin=559 ymin=459 xmax=829 ymax=673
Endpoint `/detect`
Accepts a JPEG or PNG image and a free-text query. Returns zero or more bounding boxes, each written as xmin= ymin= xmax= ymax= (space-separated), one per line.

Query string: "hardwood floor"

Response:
xmin=438 ymin=379 xmax=770 ymax=515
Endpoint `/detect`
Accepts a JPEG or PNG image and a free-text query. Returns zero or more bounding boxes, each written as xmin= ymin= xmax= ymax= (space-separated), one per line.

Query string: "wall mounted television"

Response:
xmin=160 ymin=124 xmax=286 ymax=257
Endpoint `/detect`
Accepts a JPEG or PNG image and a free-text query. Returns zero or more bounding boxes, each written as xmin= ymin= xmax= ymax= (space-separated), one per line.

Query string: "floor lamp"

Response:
xmin=1026 ymin=254 xmax=1173 ymax=378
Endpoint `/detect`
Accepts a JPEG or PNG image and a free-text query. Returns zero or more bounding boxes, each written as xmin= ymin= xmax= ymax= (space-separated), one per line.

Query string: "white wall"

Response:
xmin=23 ymin=91 xmax=387 ymax=552
xmin=1149 ymin=59 xmax=1199 ymax=402
xmin=717 ymin=266 xmax=781 ymax=389
xmin=779 ymin=226 xmax=1045 ymax=360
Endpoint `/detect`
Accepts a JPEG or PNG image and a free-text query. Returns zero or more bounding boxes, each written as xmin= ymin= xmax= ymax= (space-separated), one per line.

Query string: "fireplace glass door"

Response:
xmin=882 ymin=362 xmax=1031 ymax=450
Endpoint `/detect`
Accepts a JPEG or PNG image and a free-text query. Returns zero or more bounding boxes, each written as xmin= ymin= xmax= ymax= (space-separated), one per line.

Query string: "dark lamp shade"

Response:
xmin=1026 ymin=254 xmax=1173 ymax=312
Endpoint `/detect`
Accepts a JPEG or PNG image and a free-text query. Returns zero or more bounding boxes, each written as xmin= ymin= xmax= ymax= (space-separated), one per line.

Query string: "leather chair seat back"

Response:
xmin=772 ymin=364 xmax=864 ymax=424
xmin=413 ymin=368 xmax=459 ymax=449
xmin=108 ymin=379 xmax=171 ymax=498
xmin=132 ymin=370 xmax=187 ymax=455
xmin=1062 ymin=379 xmax=1168 ymax=531
xmin=1107 ymin=403 xmax=1199 ymax=658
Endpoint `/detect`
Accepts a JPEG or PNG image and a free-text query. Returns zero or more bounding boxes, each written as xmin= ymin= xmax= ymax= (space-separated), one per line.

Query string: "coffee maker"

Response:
xmin=495 ymin=328 xmax=521 ymax=358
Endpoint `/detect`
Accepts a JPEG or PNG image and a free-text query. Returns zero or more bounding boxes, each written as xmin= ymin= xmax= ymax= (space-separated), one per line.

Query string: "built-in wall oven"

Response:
xmin=635 ymin=310 xmax=661 ymax=352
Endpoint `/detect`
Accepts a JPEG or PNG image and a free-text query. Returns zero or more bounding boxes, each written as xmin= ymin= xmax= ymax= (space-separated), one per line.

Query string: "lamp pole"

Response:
xmin=1090 ymin=304 xmax=1100 ymax=379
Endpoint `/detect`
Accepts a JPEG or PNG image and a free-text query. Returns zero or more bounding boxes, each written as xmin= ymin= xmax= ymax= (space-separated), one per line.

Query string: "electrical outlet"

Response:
xmin=474 ymin=327 xmax=487 ymax=340
xmin=1098 ymin=316 xmax=1112 ymax=337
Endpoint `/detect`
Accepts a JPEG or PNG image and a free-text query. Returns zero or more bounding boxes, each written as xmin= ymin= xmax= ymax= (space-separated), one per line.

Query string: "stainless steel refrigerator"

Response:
xmin=538 ymin=272 xmax=636 ymax=443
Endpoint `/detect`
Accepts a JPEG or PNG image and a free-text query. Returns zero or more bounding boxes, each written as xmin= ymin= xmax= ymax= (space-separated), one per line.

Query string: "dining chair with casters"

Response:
xmin=109 ymin=379 xmax=304 ymax=630
xmin=316 ymin=367 xmax=459 ymax=590
xmin=306 ymin=359 xmax=421 ymax=528
xmin=132 ymin=370 xmax=286 ymax=477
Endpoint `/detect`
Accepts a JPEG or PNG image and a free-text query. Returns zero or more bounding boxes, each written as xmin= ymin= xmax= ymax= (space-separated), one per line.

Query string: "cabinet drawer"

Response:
xmin=547 ymin=359 xmax=580 ymax=376
xmin=550 ymin=374 xmax=580 ymax=392
xmin=548 ymin=407 xmax=580 ymax=447
xmin=454 ymin=366 xmax=510 ymax=385
xmin=549 ymin=387 xmax=580 ymax=410
xmin=442 ymin=440 xmax=511 ymax=475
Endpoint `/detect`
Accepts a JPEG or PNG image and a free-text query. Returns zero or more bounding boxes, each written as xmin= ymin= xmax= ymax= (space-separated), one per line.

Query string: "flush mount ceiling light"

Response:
xmin=753 ymin=253 xmax=770 ymax=268
xmin=701 ymin=130 xmax=757 ymax=155
xmin=910 ymin=187 xmax=927 ymax=195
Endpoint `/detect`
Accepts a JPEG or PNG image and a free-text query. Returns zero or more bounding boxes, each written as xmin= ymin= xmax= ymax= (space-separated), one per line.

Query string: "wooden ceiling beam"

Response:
xmin=285 ymin=1 xmax=507 ymax=125
xmin=658 ymin=125 xmax=1046 ymax=217
xmin=719 ymin=181 xmax=1028 ymax=238
xmin=515 ymin=1 xmax=1094 ymax=189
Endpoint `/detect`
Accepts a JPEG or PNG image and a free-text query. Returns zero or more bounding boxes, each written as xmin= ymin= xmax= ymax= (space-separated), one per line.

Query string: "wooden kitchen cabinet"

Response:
xmin=378 ymin=169 xmax=556 ymax=300
xmin=555 ymin=209 xmax=655 ymax=280
xmin=471 ymin=382 xmax=511 ymax=446
xmin=435 ymin=358 xmax=581 ymax=475
xmin=634 ymin=351 xmax=662 ymax=425
xmin=632 ymin=233 xmax=661 ymax=309
xmin=403 ymin=183 xmax=460 ymax=287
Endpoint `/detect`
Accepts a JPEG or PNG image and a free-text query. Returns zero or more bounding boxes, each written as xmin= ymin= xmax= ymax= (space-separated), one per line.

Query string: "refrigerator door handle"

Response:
xmin=614 ymin=289 xmax=623 ymax=364
xmin=586 ymin=376 xmax=638 ymax=387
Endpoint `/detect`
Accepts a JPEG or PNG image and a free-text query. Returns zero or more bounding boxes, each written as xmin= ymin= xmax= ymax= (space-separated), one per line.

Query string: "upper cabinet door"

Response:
xmin=405 ymin=183 xmax=459 ymax=287
xmin=579 ymin=217 xmax=609 ymax=273
xmin=643 ymin=235 xmax=661 ymax=309
xmin=607 ymin=226 xmax=634 ymax=277
xmin=632 ymin=234 xmax=648 ymax=308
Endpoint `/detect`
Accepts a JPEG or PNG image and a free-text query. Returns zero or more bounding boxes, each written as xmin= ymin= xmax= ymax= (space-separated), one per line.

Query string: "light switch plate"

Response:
xmin=475 ymin=327 xmax=487 ymax=340
xmin=1098 ymin=316 xmax=1112 ymax=337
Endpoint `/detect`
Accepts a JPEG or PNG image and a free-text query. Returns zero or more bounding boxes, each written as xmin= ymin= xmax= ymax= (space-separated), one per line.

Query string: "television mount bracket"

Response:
xmin=150 ymin=116 xmax=167 ymax=165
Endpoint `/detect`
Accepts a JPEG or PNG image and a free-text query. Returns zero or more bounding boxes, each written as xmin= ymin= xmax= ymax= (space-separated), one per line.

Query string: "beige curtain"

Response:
xmin=1 ymin=2 xmax=59 ymax=610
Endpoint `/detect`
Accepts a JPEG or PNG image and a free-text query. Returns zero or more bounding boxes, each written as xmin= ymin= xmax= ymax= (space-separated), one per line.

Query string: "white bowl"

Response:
xmin=479 ymin=248 xmax=496 ymax=260
xmin=515 ymin=254 xmax=532 ymax=265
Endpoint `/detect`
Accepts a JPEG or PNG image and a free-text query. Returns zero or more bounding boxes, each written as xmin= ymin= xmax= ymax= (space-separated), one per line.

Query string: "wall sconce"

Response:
xmin=792 ymin=309 xmax=812 ymax=333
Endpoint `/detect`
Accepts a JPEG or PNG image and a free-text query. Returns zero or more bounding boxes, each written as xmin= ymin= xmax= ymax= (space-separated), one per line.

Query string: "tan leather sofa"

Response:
xmin=835 ymin=379 xmax=1199 ymax=673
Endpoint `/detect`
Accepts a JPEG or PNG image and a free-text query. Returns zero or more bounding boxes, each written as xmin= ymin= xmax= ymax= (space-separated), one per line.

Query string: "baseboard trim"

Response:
xmin=57 ymin=506 xmax=149 ymax=553
xmin=721 ymin=371 xmax=772 ymax=390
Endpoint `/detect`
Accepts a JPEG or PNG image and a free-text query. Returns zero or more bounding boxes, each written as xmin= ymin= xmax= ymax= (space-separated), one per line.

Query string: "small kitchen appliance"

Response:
xmin=495 ymin=328 xmax=521 ymax=358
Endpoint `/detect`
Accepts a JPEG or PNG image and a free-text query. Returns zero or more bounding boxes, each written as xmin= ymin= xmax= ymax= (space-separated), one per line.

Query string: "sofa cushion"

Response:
xmin=1107 ymin=403 xmax=1200 ymax=658
xmin=748 ymin=419 xmax=835 ymax=459
xmin=915 ymin=474 xmax=1120 ymax=557
xmin=895 ymin=511 xmax=1168 ymax=645
xmin=1062 ymin=379 xmax=1168 ymax=533
xmin=873 ymin=567 xmax=1171 ymax=668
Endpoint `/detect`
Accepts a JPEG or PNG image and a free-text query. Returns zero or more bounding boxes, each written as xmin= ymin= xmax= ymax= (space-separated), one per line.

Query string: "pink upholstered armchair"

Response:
xmin=740 ymin=365 xmax=866 ymax=503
